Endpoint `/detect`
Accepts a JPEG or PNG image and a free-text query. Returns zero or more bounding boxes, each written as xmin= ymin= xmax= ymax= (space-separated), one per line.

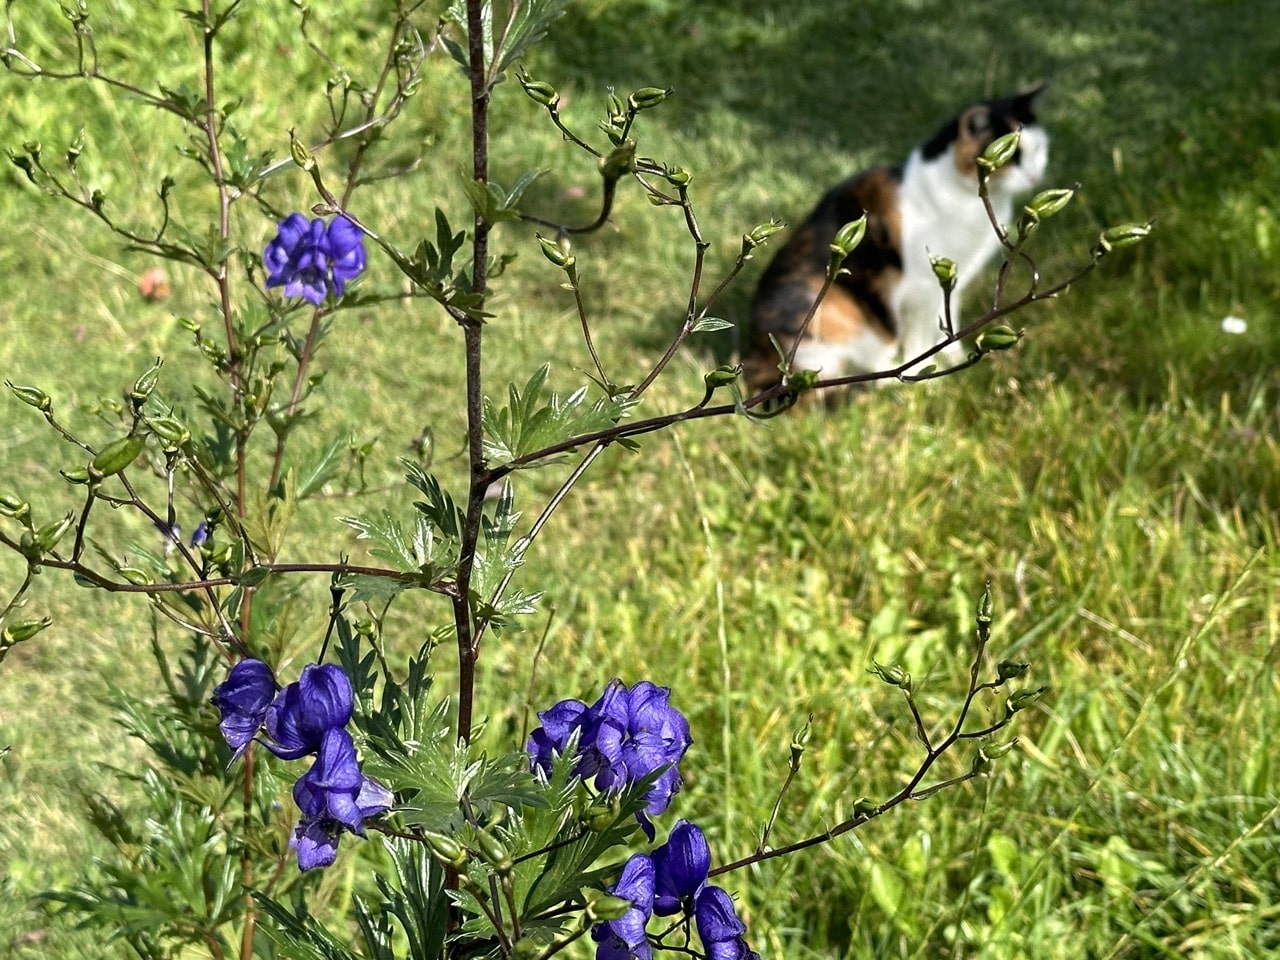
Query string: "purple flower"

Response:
xmin=264 ymin=213 xmax=366 ymax=306
xmin=290 ymin=727 xmax=392 ymax=870
xmin=528 ymin=680 xmax=691 ymax=838
xmin=695 ymin=886 xmax=757 ymax=960
xmin=652 ymin=820 xmax=710 ymax=916
xmin=211 ymin=659 xmax=279 ymax=759
xmin=264 ymin=663 xmax=354 ymax=760
xmin=591 ymin=853 xmax=655 ymax=960
xmin=190 ymin=521 xmax=210 ymax=547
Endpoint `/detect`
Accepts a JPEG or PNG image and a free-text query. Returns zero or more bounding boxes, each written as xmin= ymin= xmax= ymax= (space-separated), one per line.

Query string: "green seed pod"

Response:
xmin=663 ymin=165 xmax=692 ymax=187
xmin=1095 ymin=220 xmax=1154 ymax=256
xmin=517 ymin=68 xmax=559 ymax=107
xmin=977 ymin=130 xmax=1021 ymax=174
xmin=852 ymin=797 xmax=878 ymax=818
xmin=289 ymin=130 xmax=315 ymax=171
xmin=976 ymin=326 xmax=1021 ymax=352
xmin=829 ymin=216 xmax=867 ymax=259
xmin=536 ymin=233 xmax=574 ymax=269
xmin=931 ymin=255 xmax=958 ymax=292
xmin=6 ymin=381 xmax=52 ymax=412
xmin=599 ymin=140 xmax=637 ymax=181
xmin=628 ymin=86 xmax=673 ymax=111
xmin=34 ymin=513 xmax=75 ymax=553
xmin=586 ymin=892 xmax=633 ymax=923
xmin=605 ymin=91 xmax=625 ymax=119
xmin=704 ymin=365 xmax=741 ymax=389
xmin=147 ymin=415 xmax=190 ymax=448
xmin=66 ymin=127 xmax=86 ymax=170
xmin=980 ymin=739 xmax=1017 ymax=761
xmin=422 ymin=831 xmax=468 ymax=869
xmin=744 ymin=219 xmax=785 ymax=250
xmin=1024 ymin=187 xmax=1075 ymax=221
xmin=0 ymin=493 xmax=31 ymax=521
xmin=473 ymin=827 xmax=512 ymax=873
xmin=997 ymin=660 xmax=1030 ymax=681
xmin=90 ymin=435 xmax=145 ymax=478
xmin=60 ymin=467 xmax=90 ymax=485
xmin=3 ymin=617 xmax=53 ymax=644
xmin=118 ymin=567 xmax=152 ymax=586
xmin=1006 ymin=685 xmax=1049 ymax=716
xmin=21 ymin=140 xmax=41 ymax=161
xmin=869 ymin=660 xmax=910 ymax=688
xmin=131 ymin=358 xmax=163 ymax=405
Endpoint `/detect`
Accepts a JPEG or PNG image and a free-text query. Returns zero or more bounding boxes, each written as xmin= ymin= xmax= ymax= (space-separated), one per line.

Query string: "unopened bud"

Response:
xmin=829 ymin=216 xmax=867 ymax=259
xmin=423 ymin=831 xmax=468 ymax=869
xmin=931 ymin=256 xmax=958 ymax=292
xmin=789 ymin=715 xmax=812 ymax=770
xmin=90 ymin=188 xmax=105 ymax=211
xmin=66 ymin=127 xmax=86 ymax=169
xmin=663 ymin=165 xmax=692 ymax=187
xmin=130 ymin=358 xmax=162 ymax=405
xmin=869 ymin=660 xmax=910 ymax=689
xmin=628 ymin=86 xmax=673 ymax=111
xmin=997 ymin=660 xmax=1030 ymax=681
xmin=90 ymin=435 xmax=145 ymax=479
xmin=6 ymin=381 xmax=52 ymax=413
xmin=743 ymin=219 xmax=785 ymax=252
xmin=852 ymin=797 xmax=878 ymax=818
xmin=977 ymin=130 xmax=1021 ymax=174
xmin=704 ymin=365 xmax=741 ymax=390
xmin=587 ymin=893 xmax=633 ymax=923
xmin=976 ymin=326 xmax=1021 ymax=352
xmin=34 ymin=514 xmax=75 ymax=553
xmin=473 ymin=827 xmax=512 ymax=873
xmin=21 ymin=140 xmax=41 ymax=160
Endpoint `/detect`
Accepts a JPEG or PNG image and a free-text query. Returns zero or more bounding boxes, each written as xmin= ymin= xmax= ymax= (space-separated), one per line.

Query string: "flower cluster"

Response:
xmin=528 ymin=679 xmax=692 ymax=838
xmin=211 ymin=659 xmax=391 ymax=870
xmin=593 ymin=821 xmax=758 ymax=960
xmin=263 ymin=213 xmax=366 ymax=306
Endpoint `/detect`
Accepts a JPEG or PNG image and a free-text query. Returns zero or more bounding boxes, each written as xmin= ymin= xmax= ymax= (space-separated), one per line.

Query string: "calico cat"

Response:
xmin=743 ymin=83 xmax=1049 ymax=393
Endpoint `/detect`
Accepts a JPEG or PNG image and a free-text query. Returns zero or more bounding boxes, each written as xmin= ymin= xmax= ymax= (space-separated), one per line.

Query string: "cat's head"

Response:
xmin=921 ymin=82 xmax=1049 ymax=195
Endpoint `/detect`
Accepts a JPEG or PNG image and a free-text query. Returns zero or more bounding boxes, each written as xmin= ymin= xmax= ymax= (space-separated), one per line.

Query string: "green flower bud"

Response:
xmin=976 ymin=130 xmax=1021 ymax=174
xmin=66 ymin=127 xmax=86 ymax=170
xmin=517 ymin=69 xmax=559 ymax=107
xmin=829 ymin=216 xmax=867 ymax=259
xmin=628 ymin=86 xmax=673 ymax=111
xmin=1094 ymin=220 xmax=1154 ymax=257
xmin=789 ymin=714 xmax=813 ymax=769
xmin=6 ymin=381 xmax=52 ymax=412
xmin=423 ymin=831 xmax=468 ymax=869
xmin=3 ymin=617 xmax=53 ymax=644
xmin=976 ymin=326 xmax=1021 ymax=352
xmin=473 ymin=827 xmax=512 ymax=873
xmin=131 ymin=358 xmax=162 ymax=405
xmin=90 ymin=435 xmax=145 ymax=479
xmin=90 ymin=188 xmax=105 ymax=212
xmin=599 ymin=140 xmax=637 ymax=181
xmin=931 ymin=255 xmax=958 ymax=292
xmin=997 ymin=660 xmax=1030 ymax=681
xmin=1024 ymin=187 xmax=1075 ymax=222
xmin=536 ymin=233 xmax=574 ymax=270
xmin=34 ymin=513 xmax=75 ymax=553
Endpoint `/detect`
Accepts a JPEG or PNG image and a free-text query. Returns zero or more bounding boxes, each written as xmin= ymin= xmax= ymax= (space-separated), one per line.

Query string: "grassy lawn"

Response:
xmin=1 ymin=0 xmax=1278 ymax=958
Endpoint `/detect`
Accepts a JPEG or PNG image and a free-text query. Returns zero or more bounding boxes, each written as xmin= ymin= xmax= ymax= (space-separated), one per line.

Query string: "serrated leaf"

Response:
xmin=491 ymin=0 xmax=574 ymax=79
xmin=294 ymin=435 xmax=349 ymax=500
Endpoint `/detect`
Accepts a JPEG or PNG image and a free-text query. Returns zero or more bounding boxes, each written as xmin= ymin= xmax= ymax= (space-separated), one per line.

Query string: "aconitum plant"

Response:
xmin=264 ymin=213 xmax=367 ymax=305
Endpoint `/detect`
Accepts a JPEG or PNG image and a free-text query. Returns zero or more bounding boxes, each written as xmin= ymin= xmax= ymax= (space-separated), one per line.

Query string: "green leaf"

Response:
xmin=294 ymin=434 xmax=349 ymax=500
xmin=491 ymin=0 xmax=574 ymax=80
xmin=690 ymin=316 xmax=733 ymax=334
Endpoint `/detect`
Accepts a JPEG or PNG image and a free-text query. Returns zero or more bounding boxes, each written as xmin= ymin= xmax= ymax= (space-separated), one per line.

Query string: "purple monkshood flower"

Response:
xmin=591 ymin=853 xmax=655 ymax=960
xmin=263 ymin=663 xmax=354 ymax=760
xmin=528 ymin=679 xmax=691 ymax=838
xmin=652 ymin=820 xmax=710 ymax=917
xmin=291 ymin=727 xmax=393 ymax=871
xmin=264 ymin=213 xmax=366 ymax=306
xmin=211 ymin=659 xmax=280 ymax=759
xmin=190 ymin=521 xmax=210 ymax=547
xmin=695 ymin=886 xmax=758 ymax=960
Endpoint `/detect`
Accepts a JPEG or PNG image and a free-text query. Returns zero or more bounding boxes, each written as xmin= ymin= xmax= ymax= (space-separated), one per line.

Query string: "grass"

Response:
xmin=1 ymin=0 xmax=1278 ymax=958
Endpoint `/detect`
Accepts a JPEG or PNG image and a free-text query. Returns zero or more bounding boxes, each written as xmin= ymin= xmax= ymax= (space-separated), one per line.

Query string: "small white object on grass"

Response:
xmin=1221 ymin=316 xmax=1247 ymax=335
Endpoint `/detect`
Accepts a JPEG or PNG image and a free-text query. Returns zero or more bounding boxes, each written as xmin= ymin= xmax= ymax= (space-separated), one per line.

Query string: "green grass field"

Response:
xmin=1 ymin=0 xmax=1278 ymax=957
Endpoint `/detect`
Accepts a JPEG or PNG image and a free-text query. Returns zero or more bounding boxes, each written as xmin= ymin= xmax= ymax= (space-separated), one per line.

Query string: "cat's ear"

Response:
xmin=1014 ymin=81 xmax=1048 ymax=118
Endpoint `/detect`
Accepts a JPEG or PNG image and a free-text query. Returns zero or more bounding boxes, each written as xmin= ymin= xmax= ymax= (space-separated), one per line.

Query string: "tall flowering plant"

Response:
xmin=0 ymin=0 xmax=1140 ymax=957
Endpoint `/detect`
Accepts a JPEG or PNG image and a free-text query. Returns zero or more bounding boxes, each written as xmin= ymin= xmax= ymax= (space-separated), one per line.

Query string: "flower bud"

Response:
xmin=976 ymin=130 xmax=1021 ymax=174
xmin=829 ymin=216 xmax=867 ymax=259
xmin=3 ymin=617 xmax=53 ymax=645
xmin=930 ymin=256 xmax=958 ymax=292
xmin=1024 ymin=187 xmax=1075 ymax=222
xmin=6 ymin=381 xmax=52 ymax=412
xmin=1094 ymin=221 xmax=1154 ymax=257
xmin=628 ymin=86 xmax=673 ymax=111
xmin=90 ymin=188 xmax=105 ymax=212
xmin=789 ymin=715 xmax=812 ymax=770
xmin=130 ymin=358 xmax=162 ymax=405
xmin=997 ymin=660 xmax=1030 ymax=681
xmin=976 ymin=326 xmax=1021 ymax=352
xmin=536 ymin=233 xmax=574 ymax=270
xmin=66 ymin=127 xmax=86 ymax=170
xmin=90 ymin=435 xmax=145 ymax=479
